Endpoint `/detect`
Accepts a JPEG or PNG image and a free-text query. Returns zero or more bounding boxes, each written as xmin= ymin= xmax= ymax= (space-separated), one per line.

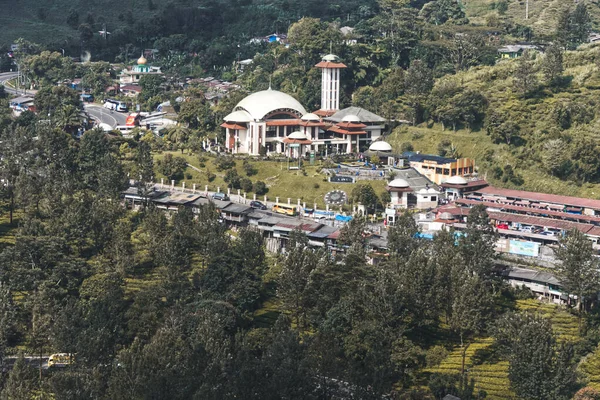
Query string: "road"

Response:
xmin=84 ymin=104 xmax=128 ymax=128
xmin=0 ymin=72 xmax=22 ymax=95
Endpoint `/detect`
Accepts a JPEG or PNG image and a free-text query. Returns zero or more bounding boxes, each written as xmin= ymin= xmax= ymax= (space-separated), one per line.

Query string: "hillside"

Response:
xmin=386 ymin=43 xmax=600 ymax=198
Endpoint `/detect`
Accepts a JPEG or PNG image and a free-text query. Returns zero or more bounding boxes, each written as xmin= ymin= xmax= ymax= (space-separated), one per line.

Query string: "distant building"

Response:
xmin=119 ymin=55 xmax=162 ymax=85
xmin=403 ymin=152 xmax=476 ymax=185
xmin=498 ymin=44 xmax=539 ymax=58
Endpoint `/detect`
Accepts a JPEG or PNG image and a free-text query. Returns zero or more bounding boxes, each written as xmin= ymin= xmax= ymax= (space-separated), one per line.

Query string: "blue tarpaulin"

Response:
xmin=334 ymin=214 xmax=353 ymax=222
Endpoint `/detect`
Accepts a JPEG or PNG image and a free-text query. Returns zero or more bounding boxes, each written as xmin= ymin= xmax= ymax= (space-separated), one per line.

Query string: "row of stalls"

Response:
xmin=121 ymin=187 xmax=347 ymax=251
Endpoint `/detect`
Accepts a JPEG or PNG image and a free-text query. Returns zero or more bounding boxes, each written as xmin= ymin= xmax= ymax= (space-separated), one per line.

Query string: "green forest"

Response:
xmin=2 ymin=118 xmax=600 ymax=398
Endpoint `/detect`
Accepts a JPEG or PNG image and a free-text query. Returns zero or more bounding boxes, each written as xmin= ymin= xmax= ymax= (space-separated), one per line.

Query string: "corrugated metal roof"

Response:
xmin=475 ymin=186 xmax=600 ymax=211
xmin=503 ymin=267 xmax=561 ymax=286
xmin=222 ymin=204 xmax=253 ymax=214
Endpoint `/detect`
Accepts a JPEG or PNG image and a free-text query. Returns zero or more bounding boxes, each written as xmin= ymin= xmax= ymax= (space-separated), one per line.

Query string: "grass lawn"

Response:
xmin=153 ymin=152 xmax=388 ymax=209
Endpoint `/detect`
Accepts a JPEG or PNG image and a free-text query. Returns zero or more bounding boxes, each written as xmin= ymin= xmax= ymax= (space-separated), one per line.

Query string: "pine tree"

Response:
xmin=513 ymin=50 xmax=538 ymax=96
xmin=542 ymin=44 xmax=564 ymax=86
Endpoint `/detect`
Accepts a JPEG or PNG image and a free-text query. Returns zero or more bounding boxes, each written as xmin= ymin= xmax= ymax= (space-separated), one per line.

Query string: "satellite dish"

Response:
xmin=324 ymin=190 xmax=347 ymax=205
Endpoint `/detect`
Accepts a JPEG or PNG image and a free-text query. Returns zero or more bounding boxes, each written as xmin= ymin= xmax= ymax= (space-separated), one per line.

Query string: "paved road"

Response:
xmin=85 ymin=104 xmax=128 ymax=128
xmin=0 ymin=72 xmax=22 ymax=96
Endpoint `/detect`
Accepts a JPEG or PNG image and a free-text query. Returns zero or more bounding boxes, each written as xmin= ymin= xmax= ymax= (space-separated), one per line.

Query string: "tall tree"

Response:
xmin=554 ymin=229 xmax=600 ymax=319
xmin=542 ymin=44 xmax=564 ymax=86
xmin=513 ymin=50 xmax=538 ymax=96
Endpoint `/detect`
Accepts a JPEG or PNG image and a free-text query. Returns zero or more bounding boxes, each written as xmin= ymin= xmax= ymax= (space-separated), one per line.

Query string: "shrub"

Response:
xmin=400 ymin=142 xmax=414 ymax=153
xmin=207 ymin=170 xmax=216 ymax=182
xmin=243 ymin=160 xmax=258 ymax=176
xmin=253 ymin=181 xmax=268 ymax=195
xmin=313 ymin=183 xmax=320 ymax=189
xmin=156 ymin=153 xmax=187 ymax=180
xmin=388 ymin=170 xmax=397 ymax=181
xmin=224 ymin=169 xmax=241 ymax=189
xmin=185 ymin=173 xmax=192 ymax=180
xmin=426 ymin=346 xmax=450 ymax=368
xmin=214 ymin=155 xmax=236 ymax=171
xmin=240 ymin=177 xmax=253 ymax=192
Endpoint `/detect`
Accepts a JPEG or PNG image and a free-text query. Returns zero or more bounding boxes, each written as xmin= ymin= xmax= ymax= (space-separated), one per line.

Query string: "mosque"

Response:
xmin=221 ymin=54 xmax=385 ymax=156
xmin=119 ymin=55 xmax=163 ymax=86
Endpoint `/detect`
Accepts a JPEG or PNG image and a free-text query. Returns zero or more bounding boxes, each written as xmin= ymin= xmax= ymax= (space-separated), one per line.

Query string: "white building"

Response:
xmin=221 ymin=54 xmax=385 ymax=156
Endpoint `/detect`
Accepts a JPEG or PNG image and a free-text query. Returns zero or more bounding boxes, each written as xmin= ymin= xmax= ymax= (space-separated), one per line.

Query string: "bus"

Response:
xmin=272 ymin=203 xmax=297 ymax=216
xmin=48 ymin=353 xmax=74 ymax=368
xmin=103 ymin=99 xmax=128 ymax=112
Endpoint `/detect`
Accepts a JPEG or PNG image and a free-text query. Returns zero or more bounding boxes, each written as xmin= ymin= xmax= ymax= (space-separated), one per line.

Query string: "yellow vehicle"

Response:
xmin=272 ymin=203 xmax=297 ymax=216
xmin=48 ymin=353 xmax=74 ymax=368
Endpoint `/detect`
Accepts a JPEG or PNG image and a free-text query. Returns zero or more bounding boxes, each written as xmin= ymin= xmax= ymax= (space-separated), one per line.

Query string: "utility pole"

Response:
xmin=525 ymin=0 xmax=529 ymax=20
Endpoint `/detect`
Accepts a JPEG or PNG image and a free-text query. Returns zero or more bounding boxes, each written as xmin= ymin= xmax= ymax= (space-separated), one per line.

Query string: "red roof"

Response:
xmin=328 ymin=126 xmax=367 ymax=135
xmin=282 ymin=138 xmax=312 ymax=145
xmin=315 ymin=61 xmax=347 ymax=68
xmin=455 ymin=198 xmax=600 ymax=224
xmin=314 ymin=109 xmax=337 ymax=117
xmin=444 ymin=207 xmax=595 ymax=234
xmin=475 ymin=186 xmax=600 ymax=210
xmin=336 ymin=121 xmax=367 ymax=129
xmin=220 ymin=122 xmax=246 ymax=130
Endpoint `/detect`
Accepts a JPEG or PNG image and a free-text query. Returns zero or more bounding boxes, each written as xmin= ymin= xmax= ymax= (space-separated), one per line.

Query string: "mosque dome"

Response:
xmin=322 ymin=54 xmax=339 ymax=62
xmin=369 ymin=141 xmax=392 ymax=152
xmin=388 ymin=178 xmax=410 ymax=188
xmin=341 ymin=114 xmax=361 ymax=123
xmin=301 ymin=113 xmax=320 ymax=121
xmin=234 ymin=88 xmax=307 ymax=120
xmin=137 ymin=55 xmax=147 ymax=65
xmin=288 ymin=131 xmax=308 ymax=140
xmin=445 ymin=176 xmax=468 ymax=185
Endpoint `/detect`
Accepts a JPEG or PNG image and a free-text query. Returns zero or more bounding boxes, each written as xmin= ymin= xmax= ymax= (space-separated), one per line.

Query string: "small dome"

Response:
xmin=322 ymin=54 xmax=339 ymax=62
xmin=288 ymin=131 xmax=308 ymax=140
xmin=369 ymin=141 xmax=392 ymax=152
xmin=439 ymin=212 xmax=454 ymax=220
xmin=445 ymin=176 xmax=468 ymax=185
xmin=137 ymin=56 xmax=147 ymax=65
xmin=418 ymin=188 xmax=429 ymax=194
xmin=427 ymin=188 xmax=438 ymax=194
xmin=388 ymin=178 xmax=410 ymax=188
xmin=301 ymin=113 xmax=320 ymax=121
xmin=224 ymin=110 xmax=252 ymax=123
xmin=341 ymin=114 xmax=361 ymax=123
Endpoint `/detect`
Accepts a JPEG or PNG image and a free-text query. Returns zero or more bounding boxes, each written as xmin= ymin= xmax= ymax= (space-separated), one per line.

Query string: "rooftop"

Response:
xmin=403 ymin=152 xmax=456 ymax=164
xmin=326 ymin=106 xmax=385 ymax=123
xmin=475 ymin=186 xmax=600 ymax=211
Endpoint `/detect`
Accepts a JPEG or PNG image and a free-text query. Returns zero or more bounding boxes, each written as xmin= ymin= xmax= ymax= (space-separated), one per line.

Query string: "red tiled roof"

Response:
xmin=315 ymin=61 xmax=347 ymax=68
xmin=475 ymin=186 xmax=600 ymax=210
xmin=328 ymin=126 xmax=367 ymax=135
xmin=314 ymin=109 xmax=336 ymax=117
xmin=220 ymin=122 xmax=246 ymax=130
xmin=282 ymin=138 xmax=312 ymax=145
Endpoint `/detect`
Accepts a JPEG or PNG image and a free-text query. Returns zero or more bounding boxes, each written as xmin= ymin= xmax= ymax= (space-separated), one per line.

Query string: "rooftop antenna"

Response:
xmin=329 ymin=41 xmax=333 ymax=54
xmin=269 ymin=75 xmax=272 ymax=90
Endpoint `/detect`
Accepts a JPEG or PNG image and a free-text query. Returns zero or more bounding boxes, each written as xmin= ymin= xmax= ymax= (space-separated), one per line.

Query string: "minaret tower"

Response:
xmin=315 ymin=54 xmax=346 ymax=116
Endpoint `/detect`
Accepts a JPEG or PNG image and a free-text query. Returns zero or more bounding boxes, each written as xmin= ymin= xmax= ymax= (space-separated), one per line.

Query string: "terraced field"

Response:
xmin=424 ymin=300 xmax=580 ymax=399
xmin=426 ymin=337 xmax=514 ymax=399
xmin=515 ymin=299 xmax=580 ymax=342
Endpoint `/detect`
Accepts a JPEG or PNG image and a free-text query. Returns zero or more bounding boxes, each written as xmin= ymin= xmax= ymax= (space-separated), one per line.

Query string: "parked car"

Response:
xmin=497 ymin=224 xmax=509 ymax=230
xmin=212 ymin=192 xmax=230 ymax=201
xmin=250 ymin=200 xmax=267 ymax=210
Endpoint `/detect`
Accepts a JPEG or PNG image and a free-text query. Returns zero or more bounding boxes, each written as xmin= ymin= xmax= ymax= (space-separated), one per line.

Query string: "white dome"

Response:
xmin=388 ymin=178 xmax=410 ymax=188
xmin=322 ymin=54 xmax=339 ymax=62
xmin=224 ymin=110 xmax=252 ymax=122
xmin=234 ymin=89 xmax=307 ymax=120
xmin=341 ymin=114 xmax=361 ymax=123
xmin=369 ymin=141 xmax=392 ymax=152
xmin=301 ymin=113 xmax=320 ymax=121
xmin=288 ymin=131 xmax=308 ymax=140
xmin=419 ymin=188 xmax=429 ymax=194
xmin=427 ymin=187 xmax=438 ymax=194
xmin=445 ymin=176 xmax=468 ymax=185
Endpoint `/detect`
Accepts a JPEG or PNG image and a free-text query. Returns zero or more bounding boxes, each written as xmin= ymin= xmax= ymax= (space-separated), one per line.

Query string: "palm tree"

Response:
xmin=54 ymin=104 xmax=83 ymax=134
xmin=167 ymin=125 xmax=190 ymax=153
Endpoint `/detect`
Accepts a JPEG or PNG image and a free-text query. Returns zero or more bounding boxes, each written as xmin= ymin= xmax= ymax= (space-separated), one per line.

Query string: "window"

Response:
xmin=431 ymin=196 xmax=437 ymax=202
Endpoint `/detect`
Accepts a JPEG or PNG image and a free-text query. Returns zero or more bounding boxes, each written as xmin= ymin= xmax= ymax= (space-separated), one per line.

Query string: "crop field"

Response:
xmin=424 ymin=299 xmax=581 ymax=398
